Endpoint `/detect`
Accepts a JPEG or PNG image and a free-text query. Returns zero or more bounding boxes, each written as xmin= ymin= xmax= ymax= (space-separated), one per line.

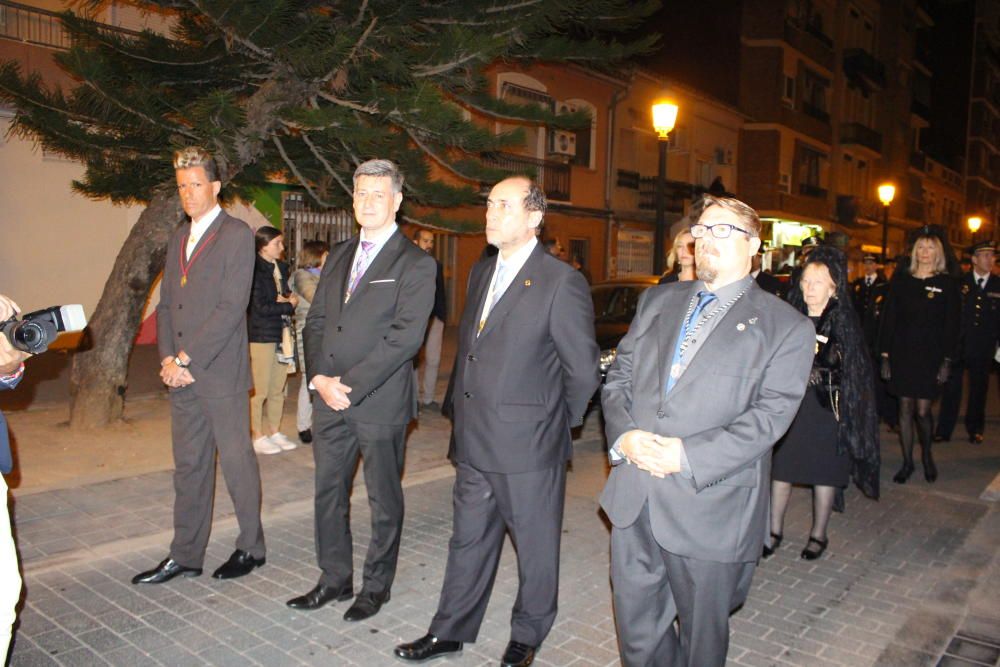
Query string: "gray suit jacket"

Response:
xmin=304 ymin=229 xmax=436 ymax=426
xmin=156 ymin=211 xmax=254 ymax=398
xmin=445 ymin=243 xmax=600 ymax=474
xmin=600 ymin=280 xmax=814 ymax=563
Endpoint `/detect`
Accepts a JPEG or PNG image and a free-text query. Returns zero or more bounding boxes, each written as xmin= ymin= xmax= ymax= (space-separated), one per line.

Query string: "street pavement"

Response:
xmin=5 ymin=381 xmax=1000 ymax=666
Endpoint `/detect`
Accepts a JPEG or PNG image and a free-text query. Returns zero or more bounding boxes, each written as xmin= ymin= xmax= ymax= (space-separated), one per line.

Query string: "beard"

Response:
xmin=696 ymin=265 xmax=717 ymax=283
xmin=696 ymin=247 xmax=718 ymax=282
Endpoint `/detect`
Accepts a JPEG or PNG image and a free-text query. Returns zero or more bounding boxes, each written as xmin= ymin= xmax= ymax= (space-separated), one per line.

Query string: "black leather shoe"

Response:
xmin=501 ymin=640 xmax=536 ymax=667
xmin=892 ymin=461 xmax=914 ymax=484
xmin=343 ymin=589 xmax=390 ymax=621
xmin=801 ymin=536 xmax=828 ymax=560
xmin=762 ymin=532 xmax=783 ymax=559
xmin=286 ymin=583 xmax=353 ymax=610
xmin=394 ymin=634 xmax=463 ymax=662
xmin=299 ymin=429 xmax=313 ymax=444
xmin=211 ymin=549 xmax=265 ymax=579
xmin=131 ymin=558 xmax=202 ymax=585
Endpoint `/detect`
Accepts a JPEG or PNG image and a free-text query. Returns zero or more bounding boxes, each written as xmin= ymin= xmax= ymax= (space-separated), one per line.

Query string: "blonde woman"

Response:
xmin=657 ymin=228 xmax=696 ymax=284
xmin=878 ymin=231 xmax=960 ymax=483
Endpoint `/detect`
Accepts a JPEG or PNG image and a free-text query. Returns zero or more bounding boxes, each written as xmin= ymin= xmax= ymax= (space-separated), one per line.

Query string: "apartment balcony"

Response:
xmin=798 ymin=183 xmax=827 ymax=199
xmin=481 ymin=152 xmax=571 ymax=201
xmin=801 ymin=101 xmax=831 ymax=124
xmin=911 ymin=98 xmax=931 ymax=121
xmin=637 ymin=177 xmax=691 ymax=213
xmin=906 ymin=198 xmax=925 ymax=223
xmin=909 ymin=151 xmax=927 ymax=171
xmin=836 ymin=194 xmax=882 ymax=227
xmin=840 ymin=122 xmax=883 ymax=153
xmin=0 ymin=0 xmax=141 ymax=50
xmin=843 ymin=49 xmax=887 ymax=90
xmin=783 ymin=18 xmax=835 ymax=71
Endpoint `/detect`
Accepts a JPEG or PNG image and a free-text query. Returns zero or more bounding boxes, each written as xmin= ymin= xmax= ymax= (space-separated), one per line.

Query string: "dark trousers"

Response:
xmin=312 ymin=402 xmax=406 ymax=593
xmin=937 ymin=357 xmax=993 ymax=438
xmin=429 ymin=461 xmax=566 ymax=647
xmin=169 ymin=389 xmax=264 ymax=568
xmin=610 ymin=504 xmax=755 ymax=667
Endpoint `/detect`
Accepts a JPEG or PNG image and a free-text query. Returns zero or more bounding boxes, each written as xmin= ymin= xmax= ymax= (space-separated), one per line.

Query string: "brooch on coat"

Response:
xmin=925 ymin=285 xmax=942 ymax=299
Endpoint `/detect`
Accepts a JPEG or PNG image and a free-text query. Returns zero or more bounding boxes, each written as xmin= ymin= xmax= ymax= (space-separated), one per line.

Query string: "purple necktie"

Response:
xmin=346 ymin=240 xmax=375 ymax=299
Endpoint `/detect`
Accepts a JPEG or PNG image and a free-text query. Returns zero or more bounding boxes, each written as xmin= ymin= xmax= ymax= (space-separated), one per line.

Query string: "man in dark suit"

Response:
xmin=394 ymin=177 xmax=600 ymax=667
xmin=133 ymin=147 xmax=265 ymax=585
xmin=751 ymin=244 xmax=782 ymax=296
xmin=851 ymin=254 xmax=895 ymax=428
xmin=600 ymin=196 xmax=815 ymax=666
xmin=936 ymin=241 xmax=1000 ymax=444
xmin=288 ymin=159 xmax=436 ymax=621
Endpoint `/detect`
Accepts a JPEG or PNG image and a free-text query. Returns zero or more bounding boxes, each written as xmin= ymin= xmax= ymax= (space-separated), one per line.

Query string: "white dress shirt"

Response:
xmin=186 ymin=204 xmax=222 ymax=259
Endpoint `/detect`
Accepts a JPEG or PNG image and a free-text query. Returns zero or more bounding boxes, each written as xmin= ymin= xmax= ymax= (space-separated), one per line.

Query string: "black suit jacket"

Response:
xmin=754 ymin=270 xmax=783 ymax=296
xmin=304 ymin=229 xmax=436 ymax=425
xmin=957 ymin=272 xmax=1000 ymax=359
xmin=156 ymin=211 xmax=254 ymax=398
xmin=444 ymin=242 xmax=600 ymax=474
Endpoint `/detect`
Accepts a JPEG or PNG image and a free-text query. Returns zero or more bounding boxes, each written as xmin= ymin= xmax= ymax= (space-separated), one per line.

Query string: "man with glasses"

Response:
xmin=601 ymin=196 xmax=815 ymax=666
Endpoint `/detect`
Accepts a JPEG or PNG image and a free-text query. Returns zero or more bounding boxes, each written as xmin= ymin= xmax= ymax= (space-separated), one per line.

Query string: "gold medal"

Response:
xmin=927 ymin=291 xmax=934 ymax=299
xmin=180 ymin=276 xmax=187 ymax=287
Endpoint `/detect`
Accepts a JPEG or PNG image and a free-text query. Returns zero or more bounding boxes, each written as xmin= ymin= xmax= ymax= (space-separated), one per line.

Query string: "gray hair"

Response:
xmin=173 ymin=147 xmax=221 ymax=182
xmin=353 ymin=159 xmax=404 ymax=193
xmin=699 ymin=195 xmax=761 ymax=237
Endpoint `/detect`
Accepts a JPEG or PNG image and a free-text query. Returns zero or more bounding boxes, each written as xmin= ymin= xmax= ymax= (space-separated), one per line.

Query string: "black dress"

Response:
xmin=772 ymin=317 xmax=851 ymax=487
xmin=878 ymin=273 xmax=960 ymax=399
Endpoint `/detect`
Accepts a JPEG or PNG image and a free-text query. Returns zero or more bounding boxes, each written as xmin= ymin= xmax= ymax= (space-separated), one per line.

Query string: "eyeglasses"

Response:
xmin=689 ymin=223 xmax=754 ymax=239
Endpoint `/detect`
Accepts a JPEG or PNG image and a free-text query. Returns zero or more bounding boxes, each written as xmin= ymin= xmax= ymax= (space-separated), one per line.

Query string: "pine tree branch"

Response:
xmin=402 ymin=124 xmax=481 ymax=184
xmin=185 ymin=0 xmax=272 ymax=60
xmin=317 ymin=91 xmax=378 ymax=114
xmin=272 ymin=134 xmax=339 ymax=208
xmin=414 ymin=51 xmax=483 ymax=78
xmin=450 ymin=93 xmax=546 ymax=124
xmin=299 ymin=130 xmax=353 ymax=196
xmin=322 ymin=16 xmax=377 ymax=85
xmin=81 ymin=78 xmax=199 ymax=139
xmin=353 ymin=0 xmax=369 ymax=27
xmin=484 ymin=0 xmax=544 ymax=13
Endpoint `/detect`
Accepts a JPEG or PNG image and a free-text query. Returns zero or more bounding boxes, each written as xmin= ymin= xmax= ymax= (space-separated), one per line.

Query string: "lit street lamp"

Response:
xmin=968 ymin=215 xmax=983 ymax=244
xmin=652 ymin=99 xmax=679 ymax=275
xmin=877 ymin=183 xmax=896 ymax=264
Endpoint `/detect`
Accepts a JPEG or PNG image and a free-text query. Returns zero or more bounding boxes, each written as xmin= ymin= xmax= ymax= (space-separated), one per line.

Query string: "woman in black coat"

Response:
xmin=767 ymin=246 xmax=879 ymax=560
xmin=878 ymin=230 xmax=960 ymax=484
xmin=248 ymin=226 xmax=299 ymax=455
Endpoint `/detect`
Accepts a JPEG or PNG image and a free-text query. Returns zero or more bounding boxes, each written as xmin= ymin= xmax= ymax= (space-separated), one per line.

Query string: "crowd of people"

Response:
xmin=2 ymin=145 xmax=997 ymax=667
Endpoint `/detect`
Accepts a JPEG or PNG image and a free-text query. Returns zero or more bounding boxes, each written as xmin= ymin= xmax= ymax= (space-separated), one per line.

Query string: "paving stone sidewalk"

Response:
xmin=7 ymin=406 xmax=1000 ymax=666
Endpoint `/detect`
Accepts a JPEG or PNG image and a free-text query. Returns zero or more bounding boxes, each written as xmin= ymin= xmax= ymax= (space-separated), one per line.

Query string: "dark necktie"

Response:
xmin=978 ymin=277 xmax=985 ymax=290
xmin=666 ymin=291 xmax=717 ymax=395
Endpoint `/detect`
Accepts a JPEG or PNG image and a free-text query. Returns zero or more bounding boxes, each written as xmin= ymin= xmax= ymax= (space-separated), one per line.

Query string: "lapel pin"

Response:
xmin=524 ymin=279 xmax=532 ymax=287
xmin=737 ymin=323 xmax=746 ymax=331
xmin=749 ymin=317 xmax=758 ymax=325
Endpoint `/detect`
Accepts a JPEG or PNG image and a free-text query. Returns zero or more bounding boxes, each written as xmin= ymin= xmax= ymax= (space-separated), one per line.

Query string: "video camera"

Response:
xmin=1 ymin=305 xmax=87 ymax=354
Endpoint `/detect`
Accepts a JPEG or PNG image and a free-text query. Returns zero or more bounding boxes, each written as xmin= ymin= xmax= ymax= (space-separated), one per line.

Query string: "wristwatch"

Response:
xmin=173 ymin=356 xmax=190 ymax=368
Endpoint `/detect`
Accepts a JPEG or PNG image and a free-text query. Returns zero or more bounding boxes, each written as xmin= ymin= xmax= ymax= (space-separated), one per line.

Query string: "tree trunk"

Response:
xmin=68 ymin=192 xmax=182 ymax=429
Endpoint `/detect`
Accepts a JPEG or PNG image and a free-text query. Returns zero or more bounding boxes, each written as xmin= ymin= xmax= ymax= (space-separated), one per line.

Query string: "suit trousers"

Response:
xmin=611 ymin=504 xmax=755 ymax=667
xmin=249 ymin=342 xmax=288 ymax=436
xmin=312 ymin=403 xmax=406 ymax=593
xmin=937 ymin=357 xmax=993 ymax=438
xmin=169 ymin=390 xmax=264 ymax=567
xmin=429 ymin=461 xmax=566 ymax=647
xmin=416 ymin=317 xmax=444 ymax=404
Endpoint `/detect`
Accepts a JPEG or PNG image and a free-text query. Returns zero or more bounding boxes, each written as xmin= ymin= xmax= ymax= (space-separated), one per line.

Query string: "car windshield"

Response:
xmin=592 ymin=285 xmax=650 ymax=323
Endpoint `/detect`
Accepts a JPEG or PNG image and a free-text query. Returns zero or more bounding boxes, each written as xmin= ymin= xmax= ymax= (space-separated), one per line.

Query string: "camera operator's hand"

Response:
xmin=0 ymin=295 xmax=20 ymax=322
xmin=0 ymin=330 xmax=29 ymax=376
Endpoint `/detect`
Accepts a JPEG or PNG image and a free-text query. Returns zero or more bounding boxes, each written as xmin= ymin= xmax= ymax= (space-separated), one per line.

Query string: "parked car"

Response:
xmin=591 ymin=276 xmax=661 ymax=381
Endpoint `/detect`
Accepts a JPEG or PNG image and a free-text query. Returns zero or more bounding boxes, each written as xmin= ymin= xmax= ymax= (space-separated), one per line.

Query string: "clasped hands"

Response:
xmin=159 ymin=356 xmax=194 ymax=388
xmin=619 ymin=429 xmax=683 ymax=478
xmin=312 ymin=374 xmax=353 ymax=411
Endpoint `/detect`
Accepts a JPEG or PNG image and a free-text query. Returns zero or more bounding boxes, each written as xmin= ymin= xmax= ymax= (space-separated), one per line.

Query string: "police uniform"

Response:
xmin=936 ymin=242 xmax=1000 ymax=443
xmin=851 ymin=260 xmax=895 ymax=426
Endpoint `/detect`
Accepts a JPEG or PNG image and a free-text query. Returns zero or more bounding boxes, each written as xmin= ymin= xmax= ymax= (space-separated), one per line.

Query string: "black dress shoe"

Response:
xmin=801 ymin=536 xmax=828 ymax=560
xmin=343 ymin=589 xmax=389 ymax=621
xmin=501 ymin=640 xmax=536 ymax=667
xmin=762 ymin=532 xmax=783 ymax=559
xmin=970 ymin=433 xmax=984 ymax=444
xmin=394 ymin=634 xmax=463 ymax=662
xmin=299 ymin=429 xmax=313 ymax=444
xmin=212 ymin=549 xmax=265 ymax=579
xmin=892 ymin=461 xmax=914 ymax=484
xmin=286 ymin=582 xmax=353 ymax=610
xmin=131 ymin=558 xmax=202 ymax=585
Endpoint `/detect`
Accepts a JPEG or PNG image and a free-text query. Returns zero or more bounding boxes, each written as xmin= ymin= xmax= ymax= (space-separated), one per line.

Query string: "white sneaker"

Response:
xmin=253 ymin=435 xmax=282 ymax=455
xmin=268 ymin=432 xmax=298 ymax=451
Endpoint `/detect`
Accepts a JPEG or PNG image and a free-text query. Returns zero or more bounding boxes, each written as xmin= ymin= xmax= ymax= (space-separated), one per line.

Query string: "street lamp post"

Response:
xmin=968 ymin=215 xmax=983 ymax=245
xmin=877 ymin=183 xmax=896 ymax=264
xmin=652 ymin=100 xmax=679 ymax=275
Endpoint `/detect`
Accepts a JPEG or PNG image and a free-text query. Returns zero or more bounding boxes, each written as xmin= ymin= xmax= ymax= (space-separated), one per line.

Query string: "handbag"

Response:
xmin=273 ymin=262 xmax=297 ymax=371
